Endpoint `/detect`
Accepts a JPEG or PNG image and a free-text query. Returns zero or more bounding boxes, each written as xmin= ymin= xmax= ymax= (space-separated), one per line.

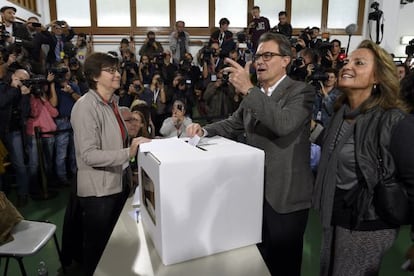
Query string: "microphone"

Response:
xmin=345 ymin=24 xmax=358 ymax=35
xmin=345 ymin=24 xmax=357 ymax=55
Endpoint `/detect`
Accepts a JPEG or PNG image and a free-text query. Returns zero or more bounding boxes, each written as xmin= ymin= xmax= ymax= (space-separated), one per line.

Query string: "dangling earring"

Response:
xmin=373 ymin=83 xmax=377 ymax=90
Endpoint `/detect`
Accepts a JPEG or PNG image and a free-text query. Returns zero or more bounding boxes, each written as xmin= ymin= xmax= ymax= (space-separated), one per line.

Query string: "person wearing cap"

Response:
xmin=0 ymin=6 xmax=34 ymax=59
xmin=209 ymin=17 xmax=236 ymax=59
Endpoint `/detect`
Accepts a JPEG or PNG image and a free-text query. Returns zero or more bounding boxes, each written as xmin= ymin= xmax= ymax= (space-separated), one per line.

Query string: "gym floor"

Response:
xmin=1 ymin=184 xmax=411 ymax=276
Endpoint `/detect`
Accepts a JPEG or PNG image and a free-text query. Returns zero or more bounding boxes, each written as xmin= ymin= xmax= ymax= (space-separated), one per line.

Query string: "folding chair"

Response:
xmin=0 ymin=220 xmax=64 ymax=276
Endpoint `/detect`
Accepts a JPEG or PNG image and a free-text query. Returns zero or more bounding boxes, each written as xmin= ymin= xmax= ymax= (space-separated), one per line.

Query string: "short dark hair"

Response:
xmin=219 ymin=18 xmax=230 ymax=26
xmin=258 ymin=32 xmax=292 ymax=58
xmin=324 ymin=67 xmax=338 ymax=78
xmin=252 ymin=6 xmax=260 ymax=10
xmin=147 ymin=31 xmax=155 ymax=37
xmin=176 ymin=20 xmax=185 ymax=27
xmin=84 ymin=52 xmax=119 ymax=90
xmin=330 ymin=39 xmax=341 ymax=47
xmin=279 ymin=11 xmax=287 ymax=17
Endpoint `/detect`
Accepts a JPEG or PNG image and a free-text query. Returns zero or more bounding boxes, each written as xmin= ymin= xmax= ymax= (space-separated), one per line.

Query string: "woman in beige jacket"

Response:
xmin=71 ymin=52 xmax=150 ymax=276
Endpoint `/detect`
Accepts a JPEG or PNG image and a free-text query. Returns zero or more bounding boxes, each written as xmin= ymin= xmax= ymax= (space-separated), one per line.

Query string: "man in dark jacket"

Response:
xmin=209 ymin=18 xmax=236 ymax=59
xmin=0 ymin=69 xmax=31 ymax=206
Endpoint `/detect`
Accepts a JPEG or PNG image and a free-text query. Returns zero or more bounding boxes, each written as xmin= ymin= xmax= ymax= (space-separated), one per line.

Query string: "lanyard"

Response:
xmin=153 ymin=88 xmax=160 ymax=104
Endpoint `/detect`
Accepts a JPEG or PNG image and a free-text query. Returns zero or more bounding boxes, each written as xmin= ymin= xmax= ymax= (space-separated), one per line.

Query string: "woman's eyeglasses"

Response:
xmin=101 ymin=67 xmax=121 ymax=74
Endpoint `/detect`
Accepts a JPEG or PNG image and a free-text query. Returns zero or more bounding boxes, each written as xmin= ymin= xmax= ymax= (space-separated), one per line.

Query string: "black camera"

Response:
xmin=31 ymin=22 xmax=41 ymax=28
xmin=293 ymin=57 xmax=304 ymax=68
xmin=22 ymin=75 xmax=49 ymax=97
xmin=55 ymin=20 xmax=65 ymax=27
xmin=406 ymin=39 xmax=414 ymax=56
xmin=222 ymin=71 xmax=230 ymax=85
xmin=123 ymin=60 xmax=134 ymax=70
xmin=310 ymin=71 xmax=329 ymax=82
xmin=180 ymin=59 xmax=192 ymax=72
xmin=176 ymin=104 xmax=183 ymax=111
xmin=134 ymin=84 xmax=141 ymax=91
xmin=202 ymin=47 xmax=217 ymax=62
xmin=50 ymin=67 xmax=69 ymax=75
xmin=154 ymin=52 xmax=165 ymax=65
xmin=50 ymin=67 xmax=69 ymax=83
xmin=178 ymin=78 xmax=187 ymax=88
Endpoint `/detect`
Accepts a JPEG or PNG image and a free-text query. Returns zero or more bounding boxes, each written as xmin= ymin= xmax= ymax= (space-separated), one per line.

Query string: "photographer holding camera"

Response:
xmin=0 ymin=68 xmax=31 ymax=206
xmin=203 ymin=68 xmax=239 ymax=122
xmin=49 ymin=63 xmax=80 ymax=186
xmin=311 ymin=68 xmax=341 ymax=128
xmin=160 ymin=100 xmax=192 ymax=138
xmin=138 ymin=54 xmax=155 ymax=87
xmin=119 ymin=77 xmax=153 ymax=108
xmin=169 ymin=21 xmax=190 ymax=64
xmin=0 ymin=6 xmax=33 ymax=52
xmin=35 ymin=19 xmax=75 ymax=69
xmin=120 ymin=48 xmax=139 ymax=88
xmin=138 ymin=31 xmax=164 ymax=61
xmin=25 ymin=74 xmax=58 ymax=195
xmin=289 ymin=47 xmax=319 ymax=82
xmin=209 ymin=17 xmax=236 ymax=59
xmin=200 ymin=42 xmax=224 ymax=87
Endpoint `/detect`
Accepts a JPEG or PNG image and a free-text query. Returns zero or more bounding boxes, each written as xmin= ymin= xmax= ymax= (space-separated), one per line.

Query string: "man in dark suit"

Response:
xmin=209 ymin=17 xmax=236 ymax=59
xmin=0 ymin=6 xmax=34 ymax=59
xmin=35 ymin=20 xmax=75 ymax=69
xmin=187 ymin=32 xmax=315 ymax=276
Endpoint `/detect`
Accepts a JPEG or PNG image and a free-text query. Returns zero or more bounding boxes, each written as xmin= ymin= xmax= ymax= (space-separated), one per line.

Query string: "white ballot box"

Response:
xmin=138 ymin=136 xmax=264 ymax=265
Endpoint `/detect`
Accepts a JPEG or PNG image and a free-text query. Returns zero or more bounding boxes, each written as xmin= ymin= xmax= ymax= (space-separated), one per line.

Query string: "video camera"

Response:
xmin=309 ymin=68 xmax=329 ymax=91
xmin=21 ymin=75 xmax=49 ymax=97
xmin=154 ymin=52 xmax=166 ymax=66
xmin=406 ymin=39 xmax=414 ymax=56
xmin=49 ymin=67 xmax=69 ymax=83
xmin=202 ymin=47 xmax=217 ymax=63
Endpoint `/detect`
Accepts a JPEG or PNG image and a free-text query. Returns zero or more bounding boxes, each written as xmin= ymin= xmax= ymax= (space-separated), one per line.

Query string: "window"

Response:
xmin=176 ymin=0 xmax=209 ymax=27
xmin=136 ymin=0 xmax=170 ymax=27
xmin=50 ymin=0 xmax=365 ymax=36
xmin=215 ymin=0 xmax=247 ymax=28
xmin=7 ymin=0 xmax=37 ymax=14
xmin=97 ymin=0 xmax=131 ymax=27
xmin=56 ymin=0 xmax=91 ymax=26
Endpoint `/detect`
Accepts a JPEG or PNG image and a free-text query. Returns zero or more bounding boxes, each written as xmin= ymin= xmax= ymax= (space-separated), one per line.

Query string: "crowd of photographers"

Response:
xmin=1 ymin=4 xmax=413 ymax=207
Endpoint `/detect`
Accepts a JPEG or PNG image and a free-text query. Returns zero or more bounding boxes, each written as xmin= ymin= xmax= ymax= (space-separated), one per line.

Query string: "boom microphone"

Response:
xmin=345 ymin=24 xmax=358 ymax=35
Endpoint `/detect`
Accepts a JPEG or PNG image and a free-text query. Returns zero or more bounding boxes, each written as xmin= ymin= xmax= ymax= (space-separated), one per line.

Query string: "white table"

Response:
xmin=95 ymin=197 xmax=271 ymax=276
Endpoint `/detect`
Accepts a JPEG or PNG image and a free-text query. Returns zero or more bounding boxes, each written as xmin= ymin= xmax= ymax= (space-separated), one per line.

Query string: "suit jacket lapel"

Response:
xmin=270 ymin=76 xmax=293 ymax=102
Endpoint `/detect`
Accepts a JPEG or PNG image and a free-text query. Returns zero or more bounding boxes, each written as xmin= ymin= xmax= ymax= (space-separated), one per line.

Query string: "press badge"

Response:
xmin=211 ymin=74 xmax=217 ymax=82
